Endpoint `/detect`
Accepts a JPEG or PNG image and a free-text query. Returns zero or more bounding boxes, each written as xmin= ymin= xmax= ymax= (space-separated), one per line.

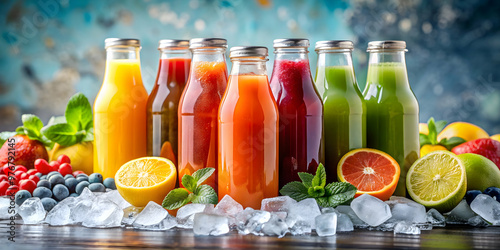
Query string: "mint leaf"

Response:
xmin=21 ymin=114 xmax=43 ymax=139
xmin=162 ymin=188 xmax=191 ymax=210
xmin=15 ymin=126 xmax=24 ymax=134
xmin=279 ymin=181 xmax=309 ymax=202
xmin=191 ymin=185 xmax=218 ymax=204
xmin=41 ymin=123 xmax=78 ymax=146
xmin=427 ymin=118 xmax=438 ymax=144
xmin=440 ymin=136 xmax=466 ymax=150
xmin=311 ymin=164 xmax=326 ymax=188
xmin=323 ymin=182 xmax=357 ymax=207
xmin=0 ymin=132 xmax=17 ymax=146
xmin=298 ymin=172 xmax=314 ymax=188
xmin=308 ymin=186 xmax=325 ymax=198
xmin=83 ymin=128 xmax=94 ymax=142
xmin=182 ymin=174 xmax=197 ymax=193
xmin=419 ymin=133 xmax=431 ymax=147
xmin=191 ymin=168 xmax=215 ymax=186
xmin=434 ymin=120 xmax=447 ymax=134
xmin=65 ymin=93 xmax=93 ymax=131
xmin=47 ymin=116 xmax=67 ymax=126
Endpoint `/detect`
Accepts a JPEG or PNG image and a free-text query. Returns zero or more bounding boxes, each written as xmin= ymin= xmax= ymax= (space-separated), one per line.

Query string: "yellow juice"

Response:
xmin=94 ymin=59 xmax=148 ymax=178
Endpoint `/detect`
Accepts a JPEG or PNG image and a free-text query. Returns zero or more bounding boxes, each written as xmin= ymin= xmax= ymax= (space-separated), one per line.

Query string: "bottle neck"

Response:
xmin=106 ymin=46 xmax=140 ymax=61
xmin=191 ymin=48 xmax=226 ymax=63
xmin=159 ymin=48 xmax=191 ymax=59
xmin=104 ymin=46 xmax=142 ymax=87
xmin=316 ymin=50 xmax=358 ymax=93
xmin=317 ymin=49 xmax=354 ymax=68
xmin=230 ymin=57 xmax=267 ymax=76
xmin=274 ymin=47 xmax=310 ymax=61
xmin=366 ymin=50 xmax=410 ymax=90
xmin=368 ymin=50 xmax=407 ymax=65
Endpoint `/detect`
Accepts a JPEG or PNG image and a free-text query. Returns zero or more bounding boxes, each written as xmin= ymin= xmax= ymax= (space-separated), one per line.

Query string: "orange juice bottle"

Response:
xmin=218 ymin=46 xmax=279 ymax=209
xmin=94 ymin=38 xmax=148 ymax=178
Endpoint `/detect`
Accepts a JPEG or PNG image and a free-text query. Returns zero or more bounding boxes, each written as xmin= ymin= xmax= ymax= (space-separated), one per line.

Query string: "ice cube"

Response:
xmin=0 ymin=197 xmax=16 ymax=220
xmin=133 ymin=201 xmax=169 ymax=226
xmin=445 ymin=200 xmax=476 ymax=224
xmin=261 ymin=214 xmax=288 ymax=238
xmin=235 ymin=207 xmax=255 ymax=230
xmin=18 ymin=198 xmax=46 ymax=224
xmin=288 ymin=219 xmax=312 ymax=236
xmin=288 ymin=198 xmax=321 ymax=229
xmin=78 ymin=188 xmax=96 ymax=201
xmin=351 ymin=194 xmax=392 ymax=227
xmin=237 ymin=210 xmax=271 ymax=235
xmin=415 ymin=223 xmax=433 ymax=231
xmin=321 ymin=207 xmax=336 ymax=214
xmin=122 ymin=206 xmax=143 ymax=225
xmin=470 ymin=194 xmax=500 ymax=225
xmin=102 ymin=190 xmax=131 ymax=209
xmin=215 ymin=195 xmax=243 ymax=216
xmin=426 ymin=208 xmax=446 ymax=227
xmin=336 ymin=213 xmax=354 ymax=232
xmin=272 ymin=211 xmax=287 ymax=220
xmin=176 ymin=203 xmax=208 ymax=229
xmin=193 ymin=213 xmax=229 ymax=236
xmin=467 ymin=215 xmax=490 ymax=227
xmin=134 ymin=214 xmax=177 ymax=231
xmin=389 ymin=196 xmax=415 ymax=203
xmin=368 ymin=222 xmax=396 ymax=232
xmin=315 ymin=213 xmax=337 ymax=236
xmin=203 ymin=204 xmax=216 ymax=214
xmin=386 ymin=200 xmax=427 ymax=223
xmin=70 ymin=198 xmax=93 ymax=223
xmin=393 ymin=221 xmax=421 ymax=235
xmin=45 ymin=202 xmax=72 ymax=226
xmin=261 ymin=196 xmax=297 ymax=213
xmin=335 ymin=205 xmax=368 ymax=228
xmin=82 ymin=199 xmax=123 ymax=228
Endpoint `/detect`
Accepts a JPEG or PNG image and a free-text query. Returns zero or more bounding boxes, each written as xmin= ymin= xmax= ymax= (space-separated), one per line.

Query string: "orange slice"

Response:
xmin=337 ymin=148 xmax=400 ymax=201
xmin=115 ymin=157 xmax=177 ymax=207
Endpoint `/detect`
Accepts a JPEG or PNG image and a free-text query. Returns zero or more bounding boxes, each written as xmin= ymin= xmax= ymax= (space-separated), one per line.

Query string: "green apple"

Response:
xmin=458 ymin=153 xmax=500 ymax=191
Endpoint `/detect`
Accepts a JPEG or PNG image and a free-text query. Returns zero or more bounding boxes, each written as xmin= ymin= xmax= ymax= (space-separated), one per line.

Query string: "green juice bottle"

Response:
xmin=362 ymin=41 xmax=420 ymax=196
xmin=315 ymin=41 xmax=366 ymax=182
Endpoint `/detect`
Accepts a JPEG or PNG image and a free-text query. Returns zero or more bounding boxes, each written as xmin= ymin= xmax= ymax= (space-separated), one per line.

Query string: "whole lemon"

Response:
xmin=50 ymin=142 xmax=94 ymax=174
xmin=437 ymin=122 xmax=489 ymax=142
xmin=458 ymin=153 xmax=500 ymax=191
xmin=420 ymin=144 xmax=447 ymax=157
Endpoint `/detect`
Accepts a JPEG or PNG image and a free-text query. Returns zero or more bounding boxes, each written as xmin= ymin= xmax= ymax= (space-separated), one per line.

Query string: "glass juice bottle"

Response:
xmin=178 ymin=38 xmax=228 ymax=191
xmin=314 ymin=40 xmax=366 ymax=182
xmin=269 ymin=39 xmax=324 ymax=189
xmin=362 ymin=41 xmax=420 ymax=196
xmin=146 ymin=40 xmax=191 ymax=165
xmin=218 ymin=46 xmax=279 ymax=209
xmin=94 ymin=38 xmax=148 ymax=179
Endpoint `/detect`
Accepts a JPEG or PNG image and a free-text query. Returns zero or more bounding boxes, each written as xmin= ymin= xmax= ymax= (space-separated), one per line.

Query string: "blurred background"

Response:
xmin=0 ymin=0 xmax=499 ymax=133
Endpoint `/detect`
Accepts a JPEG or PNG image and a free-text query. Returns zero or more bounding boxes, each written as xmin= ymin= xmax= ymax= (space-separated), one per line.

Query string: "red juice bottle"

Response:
xmin=270 ymin=39 xmax=324 ymax=188
xmin=147 ymin=40 xmax=191 ymax=164
xmin=178 ymin=38 xmax=228 ymax=191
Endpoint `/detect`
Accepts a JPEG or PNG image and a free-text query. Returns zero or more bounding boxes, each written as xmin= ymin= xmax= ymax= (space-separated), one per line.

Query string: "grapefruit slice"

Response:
xmin=337 ymin=148 xmax=400 ymax=201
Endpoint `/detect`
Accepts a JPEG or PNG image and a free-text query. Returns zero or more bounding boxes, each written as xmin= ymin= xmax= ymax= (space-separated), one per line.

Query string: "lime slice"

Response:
xmin=406 ymin=150 xmax=467 ymax=213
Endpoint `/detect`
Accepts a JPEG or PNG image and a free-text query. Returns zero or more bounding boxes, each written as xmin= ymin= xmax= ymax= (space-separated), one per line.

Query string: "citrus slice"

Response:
xmin=406 ymin=150 xmax=466 ymax=212
xmin=337 ymin=148 xmax=400 ymax=201
xmin=115 ymin=157 xmax=177 ymax=207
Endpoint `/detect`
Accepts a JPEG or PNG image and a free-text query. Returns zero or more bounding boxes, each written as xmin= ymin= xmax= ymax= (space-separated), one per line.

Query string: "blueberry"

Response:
xmin=35 ymin=172 xmax=43 ymax=178
xmin=465 ymin=190 xmax=483 ymax=205
xmin=40 ymin=175 xmax=47 ymax=180
xmin=69 ymin=193 xmax=79 ymax=197
xmin=88 ymin=183 xmax=106 ymax=192
xmin=33 ymin=187 xmax=52 ymax=199
xmin=89 ymin=173 xmax=103 ymax=184
xmin=75 ymin=181 xmax=90 ymax=195
xmin=47 ymin=171 xmax=62 ymax=179
xmin=483 ymin=187 xmax=500 ymax=198
xmin=52 ymin=184 xmax=69 ymax=201
xmin=65 ymin=178 xmax=79 ymax=193
xmin=41 ymin=197 xmax=57 ymax=212
xmin=15 ymin=190 xmax=32 ymax=205
xmin=76 ymin=173 xmax=88 ymax=178
xmin=76 ymin=176 xmax=89 ymax=183
xmin=49 ymin=175 xmax=65 ymax=188
xmin=64 ymin=174 xmax=75 ymax=180
xmin=103 ymin=178 xmax=116 ymax=190
xmin=37 ymin=179 xmax=52 ymax=189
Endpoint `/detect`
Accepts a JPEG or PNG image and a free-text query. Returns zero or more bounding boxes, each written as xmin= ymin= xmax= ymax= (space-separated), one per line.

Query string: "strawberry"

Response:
xmin=452 ymin=138 xmax=500 ymax=170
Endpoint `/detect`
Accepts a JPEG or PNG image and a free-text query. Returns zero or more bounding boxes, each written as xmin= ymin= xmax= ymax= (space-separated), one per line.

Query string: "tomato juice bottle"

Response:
xmin=147 ymin=40 xmax=191 ymax=165
xmin=218 ymin=46 xmax=279 ymax=209
xmin=269 ymin=39 xmax=324 ymax=189
xmin=178 ymin=38 xmax=228 ymax=191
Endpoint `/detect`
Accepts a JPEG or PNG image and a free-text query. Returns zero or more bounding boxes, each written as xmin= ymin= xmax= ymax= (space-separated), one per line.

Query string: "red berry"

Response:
xmin=3 ymin=164 xmax=15 ymax=175
xmin=20 ymin=172 xmax=29 ymax=180
xmin=1 ymin=164 xmax=9 ymax=175
xmin=73 ymin=170 xmax=86 ymax=176
xmin=35 ymin=159 xmax=51 ymax=175
xmin=14 ymin=170 xmax=24 ymax=180
xmin=57 ymin=154 xmax=71 ymax=165
xmin=28 ymin=175 xmax=39 ymax=183
xmin=7 ymin=175 xmax=18 ymax=186
xmin=0 ymin=181 xmax=9 ymax=195
xmin=14 ymin=165 xmax=27 ymax=173
xmin=19 ymin=179 xmax=37 ymax=194
xmin=49 ymin=161 xmax=60 ymax=171
xmin=0 ymin=175 xmax=7 ymax=182
xmin=27 ymin=169 xmax=38 ymax=175
xmin=6 ymin=185 xmax=19 ymax=195
xmin=58 ymin=163 xmax=73 ymax=176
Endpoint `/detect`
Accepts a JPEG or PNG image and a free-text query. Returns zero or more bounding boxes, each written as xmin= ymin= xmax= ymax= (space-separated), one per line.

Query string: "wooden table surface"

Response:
xmin=1 ymin=221 xmax=499 ymax=249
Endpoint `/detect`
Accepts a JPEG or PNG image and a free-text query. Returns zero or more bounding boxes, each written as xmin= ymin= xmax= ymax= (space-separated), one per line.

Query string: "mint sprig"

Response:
xmin=0 ymin=114 xmax=52 ymax=147
xmin=280 ymin=164 xmax=357 ymax=208
xmin=420 ymin=117 xmax=466 ymax=150
xmin=41 ymin=93 xmax=94 ymax=147
xmin=162 ymin=168 xmax=218 ymax=210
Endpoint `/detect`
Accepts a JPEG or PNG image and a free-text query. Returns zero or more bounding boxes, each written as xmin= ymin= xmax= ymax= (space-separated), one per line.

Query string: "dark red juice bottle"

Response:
xmin=270 ymin=39 xmax=324 ymax=188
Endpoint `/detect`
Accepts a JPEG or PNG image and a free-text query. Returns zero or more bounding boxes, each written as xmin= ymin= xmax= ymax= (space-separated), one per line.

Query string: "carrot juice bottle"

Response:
xmin=218 ymin=46 xmax=279 ymax=209
xmin=178 ymin=38 xmax=228 ymax=191
xmin=94 ymin=38 xmax=148 ymax=178
xmin=147 ymin=40 xmax=191 ymax=164
xmin=270 ymin=39 xmax=324 ymax=188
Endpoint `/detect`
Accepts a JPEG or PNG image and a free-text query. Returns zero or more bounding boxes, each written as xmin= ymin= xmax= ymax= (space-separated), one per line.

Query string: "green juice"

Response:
xmin=363 ymin=62 xmax=419 ymax=196
xmin=316 ymin=65 xmax=366 ymax=182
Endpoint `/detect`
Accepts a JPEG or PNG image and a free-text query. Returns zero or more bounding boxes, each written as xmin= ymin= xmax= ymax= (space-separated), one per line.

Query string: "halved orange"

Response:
xmin=337 ymin=148 xmax=400 ymax=201
xmin=115 ymin=157 xmax=177 ymax=207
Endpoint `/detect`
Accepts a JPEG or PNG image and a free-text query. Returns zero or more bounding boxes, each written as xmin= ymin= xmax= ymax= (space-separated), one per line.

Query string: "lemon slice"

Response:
xmin=115 ymin=157 xmax=177 ymax=207
xmin=406 ymin=150 xmax=466 ymax=212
